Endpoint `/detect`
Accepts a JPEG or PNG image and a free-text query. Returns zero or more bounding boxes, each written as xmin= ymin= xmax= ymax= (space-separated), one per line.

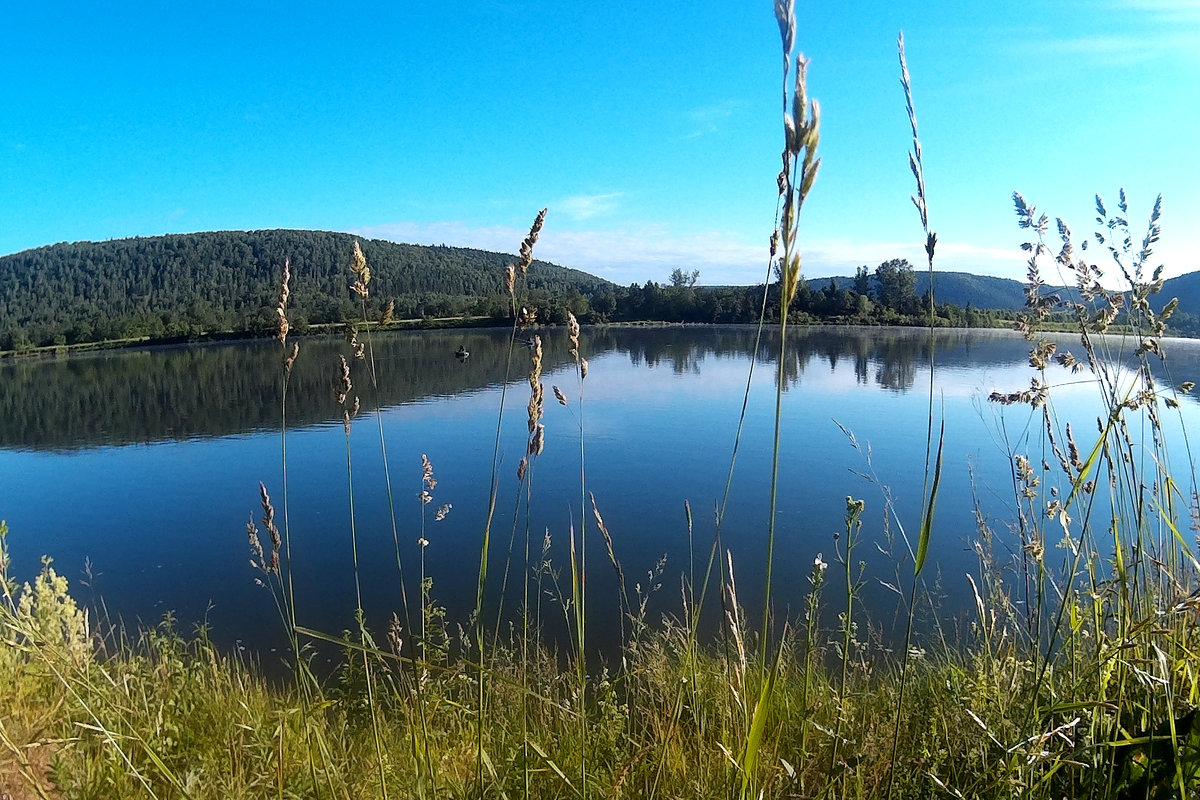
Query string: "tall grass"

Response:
xmin=885 ymin=31 xmax=945 ymax=800
xmin=2 ymin=5 xmax=1200 ymax=800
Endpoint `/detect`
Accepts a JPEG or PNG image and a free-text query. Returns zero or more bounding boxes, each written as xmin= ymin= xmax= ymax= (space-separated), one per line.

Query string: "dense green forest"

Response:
xmin=2 ymin=229 xmax=1198 ymax=351
xmin=0 ymin=230 xmax=606 ymax=349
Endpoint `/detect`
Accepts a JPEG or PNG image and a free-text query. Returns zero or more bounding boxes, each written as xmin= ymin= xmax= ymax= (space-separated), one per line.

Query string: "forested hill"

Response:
xmin=807 ymin=271 xmax=1032 ymax=310
xmin=810 ymin=269 xmax=1200 ymax=317
xmin=6 ymin=231 xmax=1200 ymax=351
xmin=0 ymin=230 xmax=611 ymax=348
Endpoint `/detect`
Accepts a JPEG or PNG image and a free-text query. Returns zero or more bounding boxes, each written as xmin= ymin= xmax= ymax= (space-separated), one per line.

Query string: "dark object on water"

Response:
xmin=455 ymin=345 xmax=469 ymax=361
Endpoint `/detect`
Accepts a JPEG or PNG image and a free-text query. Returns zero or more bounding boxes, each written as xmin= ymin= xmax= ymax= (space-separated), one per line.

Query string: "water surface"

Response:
xmin=2 ymin=325 xmax=1197 ymax=660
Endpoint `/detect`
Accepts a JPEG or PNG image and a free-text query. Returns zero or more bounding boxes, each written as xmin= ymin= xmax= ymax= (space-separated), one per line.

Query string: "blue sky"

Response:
xmin=3 ymin=0 xmax=1197 ymax=286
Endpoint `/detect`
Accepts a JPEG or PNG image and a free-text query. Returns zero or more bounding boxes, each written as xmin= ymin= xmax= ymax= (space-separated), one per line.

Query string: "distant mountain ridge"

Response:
xmin=808 ymin=270 xmax=1200 ymax=314
xmin=807 ymin=271 xmax=1030 ymax=310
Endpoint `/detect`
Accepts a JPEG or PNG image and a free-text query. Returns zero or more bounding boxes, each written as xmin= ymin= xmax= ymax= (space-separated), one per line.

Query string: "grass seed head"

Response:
xmin=257 ymin=482 xmax=281 ymax=574
xmin=276 ymin=258 xmax=291 ymax=344
xmin=259 ymin=482 xmax=274 ymax=529
xmin=527 ymin=336 xmax=545 ymax=434
xmin=517 ymin=208 xmax=547 ymax=275
xmin=529 ymin=423 xmax=545 ymax=456
xmin=567 ymin=311 xmax=580 ymax=356
xmin=388 ymin=612 xmax=403 ymax=655
xmin=335 ymin=355 xmax=352 ymax=405
xmin=345 ymin=324 xmax=365 ymax=359
xmin=350 ymin=241 xmax=370 ymax=298
xmin=284 ymin=342 xmax=299 ymax=374
xmin=421 ymin=454 xmax=436 ymax=491
xmin=246 ymin=513 xmax=264 ymax=566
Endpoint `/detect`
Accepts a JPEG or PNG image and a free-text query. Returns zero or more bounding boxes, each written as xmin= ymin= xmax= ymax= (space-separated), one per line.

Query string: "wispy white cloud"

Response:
xmin=1121 ymin=0 xmax=1200 ymax=24
xmin=354 ymin=220 xmax=525 ymax=255
xmin=1039 ymin=31 xmax=1200 ymax=61
xmin=537 ymin=227 xmax=768 ymax=284
xmin=1028 ymin=0 xmax=1200 ymax=62
xmin=557 ymin=193 xmax=622 ymax=221
xmin=354 ymin=220 xmax=766 ymax=284
xmin=683 ymin=100 xmax=742 ymax=139
xmin=798 ymin=239 xmax=1028 ymax=282
xmin=352 ymin=219 xmax=1040 ymax=286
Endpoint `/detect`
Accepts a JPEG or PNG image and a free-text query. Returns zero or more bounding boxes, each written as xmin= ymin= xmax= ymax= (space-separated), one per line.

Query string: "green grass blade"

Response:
xmin=739 ymin=637 xmax=785 ymax=799
xmin=914 ymin=416 xmax=944 ymax=578
xmin=528 ymin=740 xmax=581 ymax=798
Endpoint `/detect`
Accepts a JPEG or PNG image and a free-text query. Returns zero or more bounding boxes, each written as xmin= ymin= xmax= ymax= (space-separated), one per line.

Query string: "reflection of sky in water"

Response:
xmin=1 ymin=326 xmax=1197 ymax=664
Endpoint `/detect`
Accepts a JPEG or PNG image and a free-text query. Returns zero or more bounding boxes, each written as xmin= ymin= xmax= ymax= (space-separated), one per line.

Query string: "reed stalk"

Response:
xmin=740 ymin=2 xmax=820 ymax=796
xmin=886 ymin=33 xmax=945 ymax=799
xmin=473 ymin=208 xmax=546 ymax=794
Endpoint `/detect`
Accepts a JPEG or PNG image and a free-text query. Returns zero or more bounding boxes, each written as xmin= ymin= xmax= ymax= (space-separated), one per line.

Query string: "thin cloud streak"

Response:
xmin=1039 ymin=31 xmax=1200 ymax=61
xmin=1122 ymin=0 xmax=1200 ymax=24
xmin=353 ymin=220 xmax=1041 ymax=286
xmin=683 ymin=100 xmax=742 ymax=138
xmin=1028 ymin=0 xmax=1200 ymax=61
xmin=558 ymin=193 xmax=622 ymax=221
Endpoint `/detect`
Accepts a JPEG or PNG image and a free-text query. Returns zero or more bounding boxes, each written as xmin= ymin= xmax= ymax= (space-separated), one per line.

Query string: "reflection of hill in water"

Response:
xmin=600 ymin=326 xmax=1200 ymax=396
xmin=0 ymin=329 xmax=575 ymax=452
xmin=599 ymin=326 xmax=1032 ymax=392
xmin=5 ymin=326 xmax=1199 ymax=451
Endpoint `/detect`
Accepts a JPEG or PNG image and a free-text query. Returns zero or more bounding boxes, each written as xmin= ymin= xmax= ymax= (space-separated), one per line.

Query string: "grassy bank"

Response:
xmin=2 ymin=507 xmax=1198 ymax=799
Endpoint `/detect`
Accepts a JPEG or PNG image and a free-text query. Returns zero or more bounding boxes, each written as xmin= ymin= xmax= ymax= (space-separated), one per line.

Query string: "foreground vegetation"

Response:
xmin=3 ymin=6 xmax=1200 ymax=800
xmin=4 ymin=545 xmax=1195 ymax=799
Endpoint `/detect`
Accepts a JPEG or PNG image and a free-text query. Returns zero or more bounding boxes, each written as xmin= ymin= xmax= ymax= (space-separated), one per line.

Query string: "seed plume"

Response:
xmin=350 ymin=241 xmax=371 ymax=298
xmin=276 ymin=258 xmax=291 ymax=344
xmin=527 ymin=336 xmax=544 ymax=434
xmin=517 ymin=208 xmax=547 ymax=275
xmin=421 ymin=453 xmax=437 ymax=491
xmin=246 ymin=513 xmax=264 ymax=567
xmin=258 ymin=482 xmax=282 ymax=575
xmin=335 ymin=355 xmax=352 ymax=405
xmin=345 ymin=324 xmax=365 ymax=359
xmin=284 ymin=342 xmax=299 ymax=375
xmin=567 ymin=312 xmax=580 ymax=358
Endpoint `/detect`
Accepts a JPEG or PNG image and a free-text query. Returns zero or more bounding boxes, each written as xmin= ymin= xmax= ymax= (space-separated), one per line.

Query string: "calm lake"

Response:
xmin=2 ymin=325 xmax=1198 ymax=662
